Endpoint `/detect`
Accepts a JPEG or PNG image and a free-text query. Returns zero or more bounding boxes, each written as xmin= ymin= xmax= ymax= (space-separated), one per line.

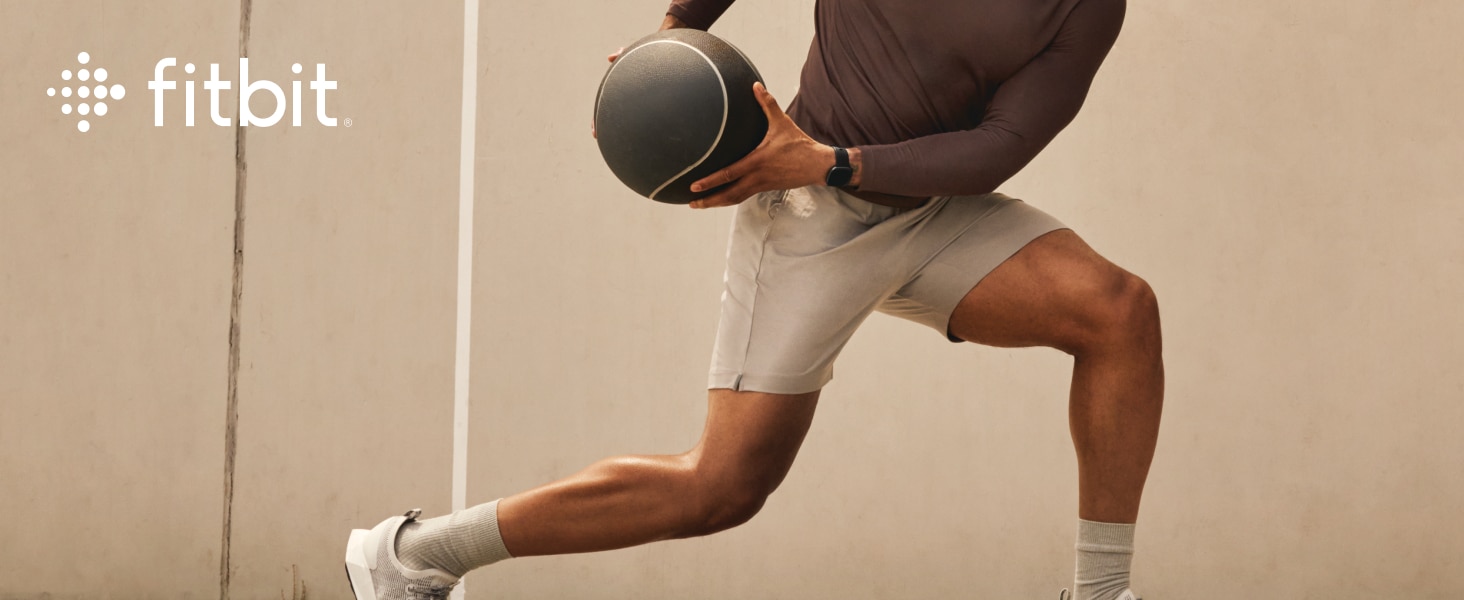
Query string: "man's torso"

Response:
xmin=786 ymin=0 xmax=1085 ymax=206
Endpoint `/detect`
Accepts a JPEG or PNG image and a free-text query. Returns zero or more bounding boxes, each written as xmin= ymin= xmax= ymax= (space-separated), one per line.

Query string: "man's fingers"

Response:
xmin=684 ymin=83 xmax=788 ymax=205
xmin=691 ymin=153 xmax=758 ymax=193
xmin=689 ymin=180 xmax=757 ymax=209
xmin=752 ymin=82 xmax=786 ymax=121
xmin=688 ymin=187 xmax=729 ymax=209
xmin=689 ymin=192 xmax=738 ymax=209
xmin=690 ymin=169 xmax=734 ymax=194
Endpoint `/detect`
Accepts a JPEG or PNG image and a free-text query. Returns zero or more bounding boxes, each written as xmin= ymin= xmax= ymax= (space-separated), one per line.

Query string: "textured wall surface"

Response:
xmin=0 ymin=2 xmax=238 ymax=597
xmin=1 ymin=0 xmax=1461 ymax=598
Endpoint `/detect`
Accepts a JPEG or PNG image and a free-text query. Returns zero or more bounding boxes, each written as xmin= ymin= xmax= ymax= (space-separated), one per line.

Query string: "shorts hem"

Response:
xmin=708 ymin=370 xmax=830 ymax=395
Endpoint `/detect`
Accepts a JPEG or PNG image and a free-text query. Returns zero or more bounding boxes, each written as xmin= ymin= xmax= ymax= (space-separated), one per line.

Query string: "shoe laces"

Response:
xmin=405 ymin=581 xmax=457 ymax=600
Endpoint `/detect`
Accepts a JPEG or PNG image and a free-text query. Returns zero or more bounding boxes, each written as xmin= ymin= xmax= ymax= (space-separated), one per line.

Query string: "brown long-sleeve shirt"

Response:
xmin=668 ymin=0 xmax=1125 ymax=203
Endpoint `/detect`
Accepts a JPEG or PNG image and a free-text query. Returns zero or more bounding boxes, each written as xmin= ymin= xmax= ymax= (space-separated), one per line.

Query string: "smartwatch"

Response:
xmin=824 ymin=146 xmax=853 ymax=187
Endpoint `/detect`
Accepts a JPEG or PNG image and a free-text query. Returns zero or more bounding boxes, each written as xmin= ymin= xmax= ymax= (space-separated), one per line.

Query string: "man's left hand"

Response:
xmin=688 ymin=82 xmax=836 ymax=209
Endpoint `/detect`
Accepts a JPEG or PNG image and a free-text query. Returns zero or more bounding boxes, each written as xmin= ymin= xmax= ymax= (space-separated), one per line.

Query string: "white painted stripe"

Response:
xmin=451 ymin=1 xmax=478 ymax=598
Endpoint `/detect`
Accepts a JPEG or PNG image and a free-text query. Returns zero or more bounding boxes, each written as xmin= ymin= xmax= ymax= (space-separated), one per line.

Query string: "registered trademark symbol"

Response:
xmin=344 ymin=117 xmax=353 ymax=127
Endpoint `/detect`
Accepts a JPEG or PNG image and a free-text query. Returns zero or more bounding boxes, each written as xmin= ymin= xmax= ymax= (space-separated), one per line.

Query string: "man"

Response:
xmin=346 ymin=1 xmax=1161 ymax=599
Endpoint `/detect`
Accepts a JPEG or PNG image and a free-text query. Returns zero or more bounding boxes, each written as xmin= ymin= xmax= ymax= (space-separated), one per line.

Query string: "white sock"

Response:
xmin=395 ymin=499 xmax=513 ymax=577
xmin=1073 ymin=519 xmax=1135 ymax=600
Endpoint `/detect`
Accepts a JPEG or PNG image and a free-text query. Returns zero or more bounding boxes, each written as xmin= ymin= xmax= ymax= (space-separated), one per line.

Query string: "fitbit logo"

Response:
xmin=149 ymin=58 xmax=338 ymax=127
xmin=47 ymin=51 xmax=349 ymax=133
xmin=47 ymin=52 xmax=126 ymax=133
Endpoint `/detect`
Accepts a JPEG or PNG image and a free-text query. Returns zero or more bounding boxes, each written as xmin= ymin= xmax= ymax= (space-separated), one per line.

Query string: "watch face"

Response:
xmin=827 ymin=166 xmax=854 ymax=186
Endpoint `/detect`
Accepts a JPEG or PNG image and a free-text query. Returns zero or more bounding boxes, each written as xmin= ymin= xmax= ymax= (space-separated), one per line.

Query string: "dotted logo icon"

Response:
xmin=47 ymin=52 xmax=126 ymax=133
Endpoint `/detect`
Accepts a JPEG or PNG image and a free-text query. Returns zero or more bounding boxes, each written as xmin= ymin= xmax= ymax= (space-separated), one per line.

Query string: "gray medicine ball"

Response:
xmin=594 ymin=29 xmax=768 ymax=204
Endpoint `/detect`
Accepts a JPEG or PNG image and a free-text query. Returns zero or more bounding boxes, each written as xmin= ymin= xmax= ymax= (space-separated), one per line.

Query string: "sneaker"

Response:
xmin=1058 ymin=590 xmax=1142 ymax=600
xmin=344 ymin=508 xmax=460 ymax=600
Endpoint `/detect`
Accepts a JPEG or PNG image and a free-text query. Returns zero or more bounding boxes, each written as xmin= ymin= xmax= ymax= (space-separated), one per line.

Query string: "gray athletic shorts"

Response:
xmin=708 ymin=185 xmax=1066 ymax=394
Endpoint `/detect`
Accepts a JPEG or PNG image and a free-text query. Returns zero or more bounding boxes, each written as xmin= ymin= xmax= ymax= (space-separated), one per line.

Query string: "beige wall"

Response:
xmin=2 ymin=0 xmax=1461 ymax=599
xmin=224 ymin=2 xmax=465 ymax=597
xmin=0 ymin=2 xmax=238 ymax=597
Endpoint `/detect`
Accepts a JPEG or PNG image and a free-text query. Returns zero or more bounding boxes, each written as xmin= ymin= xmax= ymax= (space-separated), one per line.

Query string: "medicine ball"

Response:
xmin=594 ymin=29 xmax=768 ymax=204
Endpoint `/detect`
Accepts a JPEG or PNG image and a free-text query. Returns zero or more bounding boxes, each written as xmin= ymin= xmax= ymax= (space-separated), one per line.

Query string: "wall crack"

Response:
xmin=220 ymin=0 xmax=252 ymax=599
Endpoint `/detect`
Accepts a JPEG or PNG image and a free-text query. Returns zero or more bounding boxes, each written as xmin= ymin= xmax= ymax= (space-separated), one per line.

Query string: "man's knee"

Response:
xmin=674 ymin=462 xmax=777 ymax=538
xmin=686 ymin=487 xmax=768 ymax=537
xmin=1071 ymin=271 xmax=1160 ymax=354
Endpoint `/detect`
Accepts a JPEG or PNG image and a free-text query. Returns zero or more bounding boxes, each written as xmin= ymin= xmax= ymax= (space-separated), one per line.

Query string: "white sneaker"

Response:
xmin=345 ymin=508 xmax=460 ymax=600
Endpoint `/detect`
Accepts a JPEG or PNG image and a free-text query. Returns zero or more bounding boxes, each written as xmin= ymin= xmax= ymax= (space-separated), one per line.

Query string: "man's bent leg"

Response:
xmin=397 ymin=388 xmax=819 ymax=574
xmin=947 ymin=229 xmax=1162 ymax=600
xmin=948 ymin=229 xmax=1162 ymax=522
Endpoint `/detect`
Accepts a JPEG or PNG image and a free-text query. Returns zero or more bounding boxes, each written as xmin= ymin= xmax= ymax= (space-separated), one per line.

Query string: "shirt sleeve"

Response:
xmin=855 ymin=0 xmax=1126 ymax=197
xmin=667 ymin=0 xmax=736 ymax=31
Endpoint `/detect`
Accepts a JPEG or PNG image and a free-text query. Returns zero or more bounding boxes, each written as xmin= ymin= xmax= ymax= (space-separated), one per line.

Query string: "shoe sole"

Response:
xmin=344 ymin=528 xmax=377 ymax=600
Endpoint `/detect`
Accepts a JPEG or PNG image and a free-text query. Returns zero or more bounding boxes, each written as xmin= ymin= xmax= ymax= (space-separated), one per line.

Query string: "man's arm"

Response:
xmin=854 ymin=0 xmax=1126 ymax=197
xmin=666 ymin=0 xmax=736 ymax=31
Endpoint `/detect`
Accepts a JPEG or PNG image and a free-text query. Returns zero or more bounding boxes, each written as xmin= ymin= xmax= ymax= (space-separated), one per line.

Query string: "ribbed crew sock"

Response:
xmin=395 ymin=499 xmax=513 ymax=577
xmin=1073 ymin=518 xmax=1135 ymax=600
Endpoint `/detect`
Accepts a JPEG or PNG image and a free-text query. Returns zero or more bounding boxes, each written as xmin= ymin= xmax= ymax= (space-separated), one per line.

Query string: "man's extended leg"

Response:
xmin=392 ymin=388 xmax=819 ymax=574
xmin=948 ymin=229 xmax=1163 ymax=600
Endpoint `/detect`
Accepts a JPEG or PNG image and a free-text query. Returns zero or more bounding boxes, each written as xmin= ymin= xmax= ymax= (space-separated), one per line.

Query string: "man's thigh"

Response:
xmin=947 ymin=228 xmax=1139 ymax=351
xmin=875 ymin=194 xmax=1068 ymax=340
xmin=691 ymin=388 xmax=821 ymax=495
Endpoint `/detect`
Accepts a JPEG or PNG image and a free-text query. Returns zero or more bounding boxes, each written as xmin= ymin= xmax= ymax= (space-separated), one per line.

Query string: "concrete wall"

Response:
xmin=2 ymin=0 xmax=1461 ymax=598
xmin=0 ymin=2 xmax=238 ymax=597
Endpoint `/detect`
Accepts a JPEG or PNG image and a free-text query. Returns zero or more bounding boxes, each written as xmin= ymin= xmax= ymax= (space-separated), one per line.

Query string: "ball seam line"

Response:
xmin=643 ymin=40 xmax=729 ymax=201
